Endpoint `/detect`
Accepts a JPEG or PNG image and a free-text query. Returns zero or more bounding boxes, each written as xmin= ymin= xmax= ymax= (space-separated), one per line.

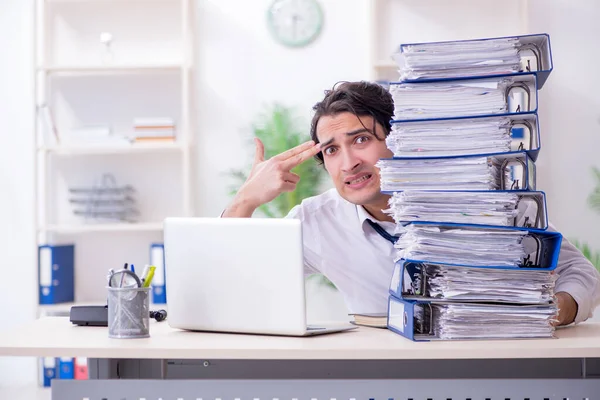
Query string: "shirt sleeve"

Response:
xmin=550 ymin=222 xmax=600 ymax=324
xmin=286 ymin=203 xmax=322 ymax=276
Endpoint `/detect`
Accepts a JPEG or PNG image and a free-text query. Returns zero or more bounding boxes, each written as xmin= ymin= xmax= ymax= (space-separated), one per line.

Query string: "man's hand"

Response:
xmin=553 ymin=291 xmax=578 ymax=326
xmin=222 ymin=138 xmax=321 ymax=218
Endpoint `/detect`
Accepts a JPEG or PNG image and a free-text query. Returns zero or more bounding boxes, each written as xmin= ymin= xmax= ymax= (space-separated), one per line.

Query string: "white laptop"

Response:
xmin=163 ymin=217 xmax=357 ymax=336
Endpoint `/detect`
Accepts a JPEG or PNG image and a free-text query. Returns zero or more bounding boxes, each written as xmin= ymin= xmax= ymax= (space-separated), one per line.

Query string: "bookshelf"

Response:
xmin=33 ymin=0 xmax=193 ymax=316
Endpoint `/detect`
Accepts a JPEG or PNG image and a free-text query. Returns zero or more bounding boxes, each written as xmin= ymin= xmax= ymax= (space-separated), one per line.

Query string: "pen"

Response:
xmin=119 ymin=263 xmax=129 ymax=288
xmin=142 ymin=265 xmax=156 ymax=288
xmin=130 ymin=264 xmax=135 ymax=274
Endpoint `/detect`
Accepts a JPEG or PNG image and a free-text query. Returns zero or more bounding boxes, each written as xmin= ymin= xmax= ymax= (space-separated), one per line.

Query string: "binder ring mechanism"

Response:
xmin=514 ymin=194 xmax=543 ymax=229
xmin=511 ymin=119 xmax=534 ymax=153
xmin=500 ymin=158 xmax=527 ymax=190
xmin=505 ymin=82 xmax=531 ymax=113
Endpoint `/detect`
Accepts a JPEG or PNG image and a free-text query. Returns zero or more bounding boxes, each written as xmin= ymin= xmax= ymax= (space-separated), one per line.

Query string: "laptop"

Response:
xmin=163 ymin=217 xmax=357 ymax=336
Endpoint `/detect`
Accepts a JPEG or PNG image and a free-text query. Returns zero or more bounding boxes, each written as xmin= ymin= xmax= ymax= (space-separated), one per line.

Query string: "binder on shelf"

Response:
xmin=393 ymin=33 xmax=553 ymax=88
xmin=388 ymin=112 xmax=542 ymax=161
xmin=387 ymin=295 xmax=557 ymax=341
xmin=39 ymin=357 xmax=56 ymax=387
xmin=389 ymin=72 xmax=538 ymax=121
xmin=150 ymin=243 xmax=166 ymax=304
xmin=377 ymin=150 xmax=537 ymax=192
xmin=393 ymin=222 xmax=563 ymax=270
xmin=384 ymin=190 xmax=548 ymax=230
xmin=74 ymin=357 xmax=88 ymax=380
xmin=38 ymin=244 xmax=75 ymax=305
xmin=389 ymin=258 xmax=557 ymax=305
xmin=58 ymin=357 xmax=74 ymax=379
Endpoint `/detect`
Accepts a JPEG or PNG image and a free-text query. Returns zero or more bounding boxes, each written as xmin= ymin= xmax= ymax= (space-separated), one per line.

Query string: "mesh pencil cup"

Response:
xmin=107 ymin=286 xmax=150 ymax=339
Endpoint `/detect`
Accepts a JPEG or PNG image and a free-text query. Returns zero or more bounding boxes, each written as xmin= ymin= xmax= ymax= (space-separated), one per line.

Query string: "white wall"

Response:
xmin=527 ymin=0 xmax=600 ymax=249
xmin=192 ymin=0 xmax=371 ymax=218
xmin=0 ymin=0 xmax=38 ymax=387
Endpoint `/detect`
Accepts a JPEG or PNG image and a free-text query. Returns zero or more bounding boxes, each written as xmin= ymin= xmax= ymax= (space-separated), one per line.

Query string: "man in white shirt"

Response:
xmin=223 ymin=81 xmax=600 ymax=326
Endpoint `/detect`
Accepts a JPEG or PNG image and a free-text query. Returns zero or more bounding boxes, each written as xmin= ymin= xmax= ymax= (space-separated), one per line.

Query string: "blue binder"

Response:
xmin=389 ymin=254 xmax=560 ymax=304
xmin=394 ymin=221 xmax=562 ymax=268
xmin=39 ymin=357 xmax=56 ymax=387
xmin=390 ymin=112 xmax=542 ymax=162
xmin=38 ymin=244 xmax=75 ymax=305
xmin=387 ymin=295 xmax=556 ymax=342
xmin=394 ymin=33 xmax=553 ymax=88
xmin=380 ymin=150 xmax=537 ymax=191
xmin=57 ymin=357 xmax=74 ymax=379
xmin=150 ymin=243 xmax=166 ymax=304
xmin=390 ymin=72 xmax=539 ymax=121
xmin=382 ymin=190 xmax=548 ymax=230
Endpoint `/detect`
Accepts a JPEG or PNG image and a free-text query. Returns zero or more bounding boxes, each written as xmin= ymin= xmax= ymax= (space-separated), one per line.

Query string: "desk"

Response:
xmin=1 ymin=317 xmax=600 ymax=399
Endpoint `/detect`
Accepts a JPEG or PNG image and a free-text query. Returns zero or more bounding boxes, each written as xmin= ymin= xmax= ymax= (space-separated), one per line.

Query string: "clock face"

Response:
xmin=267 ymin=0 xmax=324 ymax=48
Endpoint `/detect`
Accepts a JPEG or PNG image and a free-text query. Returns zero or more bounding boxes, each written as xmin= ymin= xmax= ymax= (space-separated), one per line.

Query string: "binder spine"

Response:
xmin=38 ymin=244 xmax=74 ymax=305
xmin=387 ymin=295 xmax=416 ymax=341
xmin=150 ymin=243 xmax=166 ymax=304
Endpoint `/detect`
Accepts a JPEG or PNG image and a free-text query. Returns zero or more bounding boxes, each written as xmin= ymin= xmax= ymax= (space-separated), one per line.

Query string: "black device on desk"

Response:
xmin=69 ymin=305 xmax=167 ymax=326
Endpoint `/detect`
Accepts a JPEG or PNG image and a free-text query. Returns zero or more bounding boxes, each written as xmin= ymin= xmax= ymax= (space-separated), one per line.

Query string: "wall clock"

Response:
xmin=267 ymin=0 xmax=324 ymax=48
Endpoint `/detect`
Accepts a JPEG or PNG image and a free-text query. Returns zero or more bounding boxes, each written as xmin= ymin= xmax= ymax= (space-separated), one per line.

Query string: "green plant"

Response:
xmin=572 ymin=240 xmax=600 ymax=271
xmin=589 ymin=166 xmax=600 ymax=213
xmin=572 ymin=166 xmax=600 ymax=273
xmin=227 ymin=103 xmax=336 ymax=289
xmin=228 ymin=103 xmax=324 ymax=217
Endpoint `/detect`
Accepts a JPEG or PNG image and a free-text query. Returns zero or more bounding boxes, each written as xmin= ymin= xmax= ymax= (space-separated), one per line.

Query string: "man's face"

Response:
xmin=316 ymin=112 xmax=393 ymax=207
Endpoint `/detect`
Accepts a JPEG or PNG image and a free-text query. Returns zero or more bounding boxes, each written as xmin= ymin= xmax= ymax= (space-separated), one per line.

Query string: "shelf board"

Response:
xmin=40 ymin=222 xmax=163 ymax=233
xmin=39 ymin=64 xmax=185 ymax=75
xmin=39 ymin=142 xmax=183 ymax=155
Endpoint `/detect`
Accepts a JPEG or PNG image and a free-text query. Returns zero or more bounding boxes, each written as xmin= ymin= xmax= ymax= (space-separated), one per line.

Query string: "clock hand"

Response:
xmin=292 ymin=13 xmax=299 ymax=40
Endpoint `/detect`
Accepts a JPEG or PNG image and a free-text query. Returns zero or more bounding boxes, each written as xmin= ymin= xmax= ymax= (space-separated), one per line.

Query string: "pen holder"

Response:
xmin=107 ymin=286 xmax=150 ymax=339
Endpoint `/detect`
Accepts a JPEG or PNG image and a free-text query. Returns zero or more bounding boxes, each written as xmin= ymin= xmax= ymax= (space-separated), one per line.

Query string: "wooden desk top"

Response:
xmin=0 ymin=317 xmax=598 ymax=360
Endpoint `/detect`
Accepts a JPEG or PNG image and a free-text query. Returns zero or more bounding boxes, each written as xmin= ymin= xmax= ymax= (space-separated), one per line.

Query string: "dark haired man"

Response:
xmin=223 ymin=81 xmax=600 ymax=326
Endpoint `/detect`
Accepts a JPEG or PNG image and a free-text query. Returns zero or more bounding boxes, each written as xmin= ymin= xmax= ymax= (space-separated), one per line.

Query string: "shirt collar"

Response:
xmin=356 ymin=204 xmax=397 ymax=234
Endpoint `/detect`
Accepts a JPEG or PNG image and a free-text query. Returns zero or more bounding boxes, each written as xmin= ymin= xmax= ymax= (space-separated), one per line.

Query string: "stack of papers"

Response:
xmin=390 ymin=77 xmax=515 ymax=120
xmin=394 ymin=37 xmax=522 ymax=81
xmin=431 ymin=302 xmax=557 ymax=340
xmin=376 ymin=156 xmax=501 ymax=191
xmin=410 ymin=264 xmax=556 ymax=304
xmin=385 ymin=190 xmax=520 ymax=226
xmin=387 ymin=116 xmax=512 ymax=157
xmin=394 ymin=224 xmax=527 ymax=267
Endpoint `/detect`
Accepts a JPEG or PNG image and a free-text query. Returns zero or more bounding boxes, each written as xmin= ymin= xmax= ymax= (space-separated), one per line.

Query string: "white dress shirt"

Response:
xmin=286 ymin=188 xmax=600 ymax=324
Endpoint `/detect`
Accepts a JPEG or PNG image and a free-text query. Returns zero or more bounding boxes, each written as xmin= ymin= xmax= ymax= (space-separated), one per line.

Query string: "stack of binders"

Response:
xmin=378 ymin=34 xmax=563 ymax=341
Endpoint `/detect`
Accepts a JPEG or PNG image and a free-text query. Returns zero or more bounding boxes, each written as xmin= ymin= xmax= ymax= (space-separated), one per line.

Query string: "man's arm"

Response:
xmin=552 ymin=223 xmax=600 ymax=325
xmin=222 ymin=138 xmax=321 ymax=218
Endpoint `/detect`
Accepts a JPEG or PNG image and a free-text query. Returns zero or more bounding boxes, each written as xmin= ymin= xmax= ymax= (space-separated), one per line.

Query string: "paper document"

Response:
xmin=403 ymin=262 xmax=556 ymax=304
xmin=385 ymin=190 xmax=521 ymax=227
xmin=390 ymin=77 xmax=517 ymax=120
xmin=377 ymin=156 xmax=499 ymax=191
xmin=387 ymin=116 xmax=513 ymax=157
xmin=429 ymin=302 xmax=557 ymax=340
xmin=394 ymin=224 xmax=528 ymax=267
xmin=394 ymin=37 xmax=522 ymax=81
